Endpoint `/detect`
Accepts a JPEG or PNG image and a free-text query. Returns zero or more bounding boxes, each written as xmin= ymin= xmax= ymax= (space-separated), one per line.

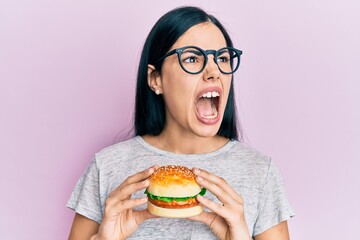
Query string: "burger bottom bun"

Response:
xmin=147 ymin=202 xmax=203 ymax=218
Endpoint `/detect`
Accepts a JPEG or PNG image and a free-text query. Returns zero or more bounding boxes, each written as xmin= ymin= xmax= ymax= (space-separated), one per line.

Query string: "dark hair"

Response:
xmin=135 ymin=6 xmax=242 ymax=141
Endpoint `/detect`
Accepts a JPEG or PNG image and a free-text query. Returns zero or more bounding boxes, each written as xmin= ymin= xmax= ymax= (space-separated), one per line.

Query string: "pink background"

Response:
xmin=1 ymin=0 xmax=359 ymax=239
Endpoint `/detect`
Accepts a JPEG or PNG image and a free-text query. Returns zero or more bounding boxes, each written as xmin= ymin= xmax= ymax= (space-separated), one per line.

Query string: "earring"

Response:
xmin=155 ymin=89 xmax=160 ymax=95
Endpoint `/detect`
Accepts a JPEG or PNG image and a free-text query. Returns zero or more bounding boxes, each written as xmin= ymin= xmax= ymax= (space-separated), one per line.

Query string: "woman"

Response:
xmin=67 ymin=6 xmax=294 ymax=240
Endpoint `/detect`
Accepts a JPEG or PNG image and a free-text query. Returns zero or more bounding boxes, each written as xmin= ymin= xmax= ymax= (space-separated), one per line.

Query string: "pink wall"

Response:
xmin=1 ymin=1 xmax=359 ymax=239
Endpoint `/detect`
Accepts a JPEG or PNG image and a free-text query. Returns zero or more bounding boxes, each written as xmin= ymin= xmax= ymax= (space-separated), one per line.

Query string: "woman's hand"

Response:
xmin=94 ymin=165 xmax=159 ymax=240
xmin=188 ymin=168 xmax=251 ymax=240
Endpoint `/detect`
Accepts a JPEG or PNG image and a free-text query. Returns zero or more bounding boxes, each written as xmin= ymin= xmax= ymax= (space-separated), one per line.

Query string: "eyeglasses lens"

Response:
xmin=216 ymin=48 xmax=239 ymax=74
xmin=179 ymin=47 xmax=239 ymax=74
xmin=179 ymin=47 xmax=205 ymax=74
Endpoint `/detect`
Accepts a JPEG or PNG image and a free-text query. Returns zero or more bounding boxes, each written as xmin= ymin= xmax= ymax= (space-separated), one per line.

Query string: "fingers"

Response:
xmin=134 ymin=209 xmax=159 ymax=224
xmin=115 ymin=179 xmax=150 ymax=201
xmin=192 ymin=168 xmax=246 ymax=226
xmin=123 ymin=165 xmax=159 ymax=186
xmin=187 ymin=210 xmax=217 ymax=227
xmin=117 ymin=197 xmax=148 ymax=211
xmin=193 ymin=168 xmax=243 ymax=205
xmin=188 ymin=210 xmax=230 ymax=240
xmin=195 ymin=195 xmax=228 ymax=216
xmin=103 ymin=196 xmax=149 ymax=221
xmin=111 ymin=165 xmax=158 ymax=200
xmin=196 ymin=177 xmax=234 ymax=206
xmin=100 ymin=166 xmax=160 ymax=237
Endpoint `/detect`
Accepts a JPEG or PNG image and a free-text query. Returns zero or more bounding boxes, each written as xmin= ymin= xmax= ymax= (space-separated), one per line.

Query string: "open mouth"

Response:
xmin=195 ymin=91 xmax=220 ymax=120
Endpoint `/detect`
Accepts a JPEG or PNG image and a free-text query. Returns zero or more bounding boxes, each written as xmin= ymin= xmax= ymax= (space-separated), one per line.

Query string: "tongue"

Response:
xmin=196 ymin=98 xmax=214 ymax=117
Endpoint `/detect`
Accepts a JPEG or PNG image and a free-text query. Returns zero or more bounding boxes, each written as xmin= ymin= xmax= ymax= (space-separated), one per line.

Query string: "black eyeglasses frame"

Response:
xmin=155 ymin=45 xmax=243 ymax=74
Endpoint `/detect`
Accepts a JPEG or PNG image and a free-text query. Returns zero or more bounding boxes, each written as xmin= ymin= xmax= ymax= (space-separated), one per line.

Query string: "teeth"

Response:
xmin=203 ymin=114 xmax=218 ymax=119
xmin=201 ymin=91 xmax=220 ymax=98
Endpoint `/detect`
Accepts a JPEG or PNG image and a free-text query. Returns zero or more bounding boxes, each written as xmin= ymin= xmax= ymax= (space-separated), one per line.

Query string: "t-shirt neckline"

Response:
xmin=135 ymin=136 xmax=236 ymax=161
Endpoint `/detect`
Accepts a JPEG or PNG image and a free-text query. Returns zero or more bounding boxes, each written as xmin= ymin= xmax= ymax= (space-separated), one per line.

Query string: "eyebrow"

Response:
xmin=217 ymin=49 xmax=230 ymax=55
xmin=182 ymin=49 xmax=203 ymax=56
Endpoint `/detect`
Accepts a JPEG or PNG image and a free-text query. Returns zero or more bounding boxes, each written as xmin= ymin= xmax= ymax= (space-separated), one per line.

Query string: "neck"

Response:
xmin=142 ymin=130 xmax=229 ymax=154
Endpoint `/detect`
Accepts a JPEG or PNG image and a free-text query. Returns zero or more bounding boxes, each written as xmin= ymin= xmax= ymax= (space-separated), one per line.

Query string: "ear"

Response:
xmin=147 ymin=64 xmax=163 ymax=95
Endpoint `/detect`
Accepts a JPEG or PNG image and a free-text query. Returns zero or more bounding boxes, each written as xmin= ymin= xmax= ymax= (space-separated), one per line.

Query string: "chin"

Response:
xmin=191 ymin=122 xmax=222 ymax=138
xmin=195 ymin=130 xmax=219 ymax=138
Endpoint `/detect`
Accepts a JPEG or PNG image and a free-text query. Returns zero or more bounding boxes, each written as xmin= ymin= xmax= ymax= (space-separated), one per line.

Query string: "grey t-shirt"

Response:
xmin=67 ymin=136 xmax=294 ymax=239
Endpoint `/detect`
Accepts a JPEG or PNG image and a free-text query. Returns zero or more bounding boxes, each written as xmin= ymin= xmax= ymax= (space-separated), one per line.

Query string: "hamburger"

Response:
xmin=145 ymin=165 xmax=206 ymax=218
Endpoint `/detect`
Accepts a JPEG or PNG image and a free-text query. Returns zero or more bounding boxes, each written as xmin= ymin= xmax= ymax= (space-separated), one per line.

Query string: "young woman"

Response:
xmin=67 ymin=6 xmax=294 ymax=240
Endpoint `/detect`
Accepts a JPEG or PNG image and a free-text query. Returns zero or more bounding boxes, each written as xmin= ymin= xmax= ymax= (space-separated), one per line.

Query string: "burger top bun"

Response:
xmin=147 ymin=165 xmax=201 ymax=198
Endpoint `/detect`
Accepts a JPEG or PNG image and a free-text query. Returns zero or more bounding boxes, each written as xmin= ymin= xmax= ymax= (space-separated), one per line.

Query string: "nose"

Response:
xmin=203 ymin=55 xmax=220 ymax=81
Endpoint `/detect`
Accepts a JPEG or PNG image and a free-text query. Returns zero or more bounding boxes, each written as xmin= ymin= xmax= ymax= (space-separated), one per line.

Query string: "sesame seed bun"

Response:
xmin=147 ymin=165 xmax=202 ymax=197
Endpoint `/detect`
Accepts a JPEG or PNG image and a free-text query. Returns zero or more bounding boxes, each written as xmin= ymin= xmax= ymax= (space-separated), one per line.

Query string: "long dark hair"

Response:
xmin=134 ymin=6 xmax=242 ymax=141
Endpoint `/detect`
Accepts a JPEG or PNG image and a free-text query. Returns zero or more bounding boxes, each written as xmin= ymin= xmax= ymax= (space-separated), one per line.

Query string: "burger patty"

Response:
xmin=149 ymin=197 xmax=199 ymax=209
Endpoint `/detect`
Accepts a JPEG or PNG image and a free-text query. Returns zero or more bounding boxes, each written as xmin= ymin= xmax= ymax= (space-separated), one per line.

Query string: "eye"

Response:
xmin=183 ymin=55 xmax=198 ymax=63
xmin=217 ymin=50 xmax=231 ymax=63
xmin=217 ymin=56 xmax=230 ymax=63
xmin=181 ymin=48 xmax=203 ymax=64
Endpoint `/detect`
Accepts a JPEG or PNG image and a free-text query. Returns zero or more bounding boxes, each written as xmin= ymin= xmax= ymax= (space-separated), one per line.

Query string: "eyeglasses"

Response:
xmin=155 ymin=46 xmax=243 ymax=74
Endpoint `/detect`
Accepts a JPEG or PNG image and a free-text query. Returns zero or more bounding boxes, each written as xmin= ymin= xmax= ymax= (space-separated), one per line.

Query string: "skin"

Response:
xmin=68 ymin=22 xmax=291 ymax=240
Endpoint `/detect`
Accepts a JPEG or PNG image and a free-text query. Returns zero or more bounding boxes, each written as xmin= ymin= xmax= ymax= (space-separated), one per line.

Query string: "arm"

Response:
xmin=68 ymin=213 xmax=99 ymax=240
xmin=254 ymin=221 xmax=290 ymax=240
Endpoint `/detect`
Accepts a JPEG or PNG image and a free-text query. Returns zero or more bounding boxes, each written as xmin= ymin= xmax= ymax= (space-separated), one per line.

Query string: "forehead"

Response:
xmin=171 ymin=22 xmax=227 ymax=50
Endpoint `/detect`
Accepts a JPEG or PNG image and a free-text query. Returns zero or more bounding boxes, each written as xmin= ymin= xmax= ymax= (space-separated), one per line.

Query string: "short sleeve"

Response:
xmin=253 ymin=160 xmax=295 ymax=236
xmin=67 ymin=158 xmax=102 ymax=224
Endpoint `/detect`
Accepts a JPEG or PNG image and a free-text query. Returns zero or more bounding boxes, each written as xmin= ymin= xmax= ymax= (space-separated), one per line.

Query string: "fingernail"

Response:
xmin=197 ymin=195 xmax=203 ymax=200
xmin=143 ymin=180 xmax=149 ymax=185
xmin=197 ymin=176 xmax=203 ymax=182
xmin=193 ymin=168 xmax=201 ymax=174
xmin=148 ymin=168 xmax=154 ymax=174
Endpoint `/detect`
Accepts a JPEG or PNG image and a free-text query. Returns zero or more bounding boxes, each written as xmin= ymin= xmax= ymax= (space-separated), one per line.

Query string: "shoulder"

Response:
xmin=94 ymin=136 xmax=146 ymax=167
xmin=219 ymin=141 xmax=277 ymax=186
xmin=227 ymin=141 xmax=272 ymax=168
xmin=96 ymin=136 xmax=140 ymax=155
